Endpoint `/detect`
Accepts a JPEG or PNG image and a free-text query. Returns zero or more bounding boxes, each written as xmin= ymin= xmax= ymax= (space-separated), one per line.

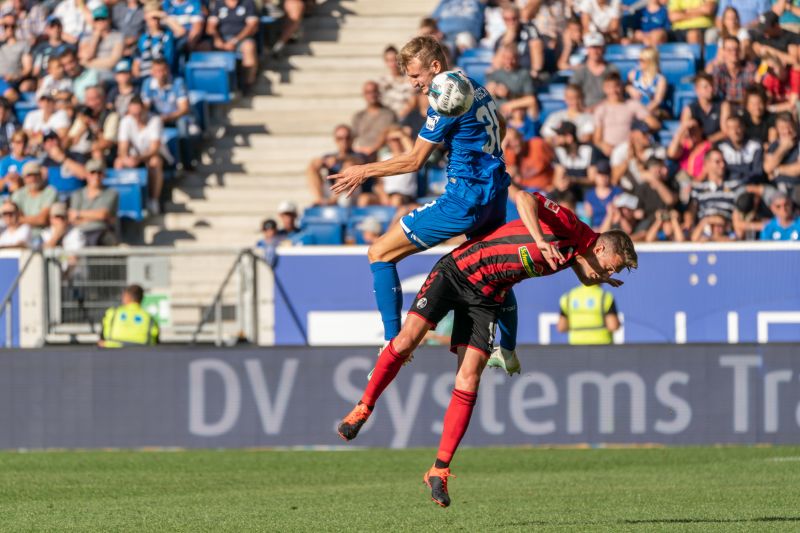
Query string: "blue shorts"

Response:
xmin=400 ymin=189 xmax=508 ymax=250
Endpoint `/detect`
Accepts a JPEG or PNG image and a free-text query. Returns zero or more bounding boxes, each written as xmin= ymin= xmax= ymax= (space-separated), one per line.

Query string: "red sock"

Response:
xmin=361 ymin=340 xmax=405 ymax=406
xmin=436 ymin=388 xmax=478 ymax=465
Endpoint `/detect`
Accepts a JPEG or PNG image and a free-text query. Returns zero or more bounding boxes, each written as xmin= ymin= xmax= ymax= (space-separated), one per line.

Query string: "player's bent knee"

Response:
xmin=391 ymin=333 xmax=416 ymax=358
xmin=455 ymin=373 xmax=481 ymax=392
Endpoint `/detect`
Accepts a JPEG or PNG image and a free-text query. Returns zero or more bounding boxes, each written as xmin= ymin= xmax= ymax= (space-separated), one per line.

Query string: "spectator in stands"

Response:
xmin=31 ymin=17 xmax=70 ymax=79
xmin=59 ymin=48 xmax=99 ymax=103
xmin=552 ymin=121 xmax=601 ymax=190
xmin=0 ymin=131 xmax=31 ymax=193
xmin=108 ymin=58 xmax=137 ymax=117
xmin=42 ymin=130 xmax=91 ymax=182
xmin=272 ymin=0 xmax=307 ymax=57
xmin=110 ymin=0 xmax=145 ymax=54
xmin=276 ymin=201 xmax=300 ymax=237
xmin=68 ymin=85 xmax=119 ymax=164
xmin=557 ymin=16 xmax=584 ymax=71
xmin=141 ymin=57 xmax=193 ymax=166
xmin=634 ymin=0 xmax=670 ymax=46
xmin=53 ymin=0 xmax=91 ymax=45
xmin=307 ymin=124 xmax=365 ymax=205
xmin=584 ymin=160 xmax=621 ymax=230
xmin=764 ymin=112 xmax=800 ymax=194
xmin=716 ymin=0 xmax=771 ymax=28
xmin=668 ymin=117 xmax=712 ymax=188
xmin=681 ymin=72 xmax=728 ymax=142
xmin=759 ymin=53 xmax=800 ymax=114
xmin=69 ymin=158 xmax=119 ymax=246
xmin=522 ymin=0 xmax=570 ymax=45
xmin=378 ymin=126 xmax=417 ymax=207
xmin=685 ymin=148 xmax=743 ymax=235
xmin=256 ymin=218 xmax=282 ymax=266
xmin=417 ymin=17 xmax=445 ymax=42
xmin=760 ymin=191 xmax=800 ymax=239
xmin=494 ymin=4 xmax=542 ymax=75
xmin=569 ymin=32 xmax=618 ymax=110
xmin=432 ymin=0 xmax=485 ymax=47
xmin=378 ymin=46 xmax=416 ymax=120
xmin=540 ymin=84 xmax=596 ymax=144
xmin=0 ymin=200 xmax=30 ymax=247
xmin=99 ymin=284 xmax=159 ymax=348
xmin=0 ymin=13 xmax=32 ymax=94
xmin=163 ymin=0 xmax=205 ymax=52
xmin=486 ymin=44 xmax=536 ymax=114
xmin=645 ymin=207 xmax=686 ymax=241
xmin=135 ymin=4 xmax=184 ymax=79
xmin=593 ymin=72 xmax=660 ymax=158
xmin=714 ymin=6 xmax=753 ymax=58
xmin=738 ymin=86 xmax=774 ymax=147
xmin=0 ymin=1 xmax=46 ymax=44
xmin=351 ymin=81 xmax=396 ymax=159
xmin=11 ymin=161 xmax=56 ymax=236
xmin=503 ymin=127 xmax=554 ymax=193
xmin=752 ymin=10 xmax=799 ymax=67
xmin=557 ymin=283 xmax=620 ymax=345
xmin=598 ymin=190 xmax=641 ymax=235
xmin=626 ymin=47 xmax=668 ymax=116
xmin=578 ymin=0 xmax=622 ymax=42
xmin=614 ymin=122 xmax=667 ymax=187
xmin=630 ymin=156 xmax=679 ymax=232
xmin=23 ymin=92 xmax=71 ymax=149
xmin=0 ymin=97 xmax=16 ymax=156
xmin=668 ymin=0 xmax=717 ymax=45
xmin=716 ymin=114 xmax=764 ymax=183
xmin=356 ymin=216 xmax=384 ymax=245
xmin=116 ymin=96 xmax=164 ymax=214
xmin=37 ymin=56 xmax=75 ymax=100
xmin=78 ymin=5 xmax=124 ymax=81
xmin=39 ymin=201 xmax=85 ymax=251
xmin=207 ymin=0 xmax=259 ymax=95
xmin=711 ymin=36 xmax=756 ymax=103
xmin=400 ymin=93 xmax=429 ymax=139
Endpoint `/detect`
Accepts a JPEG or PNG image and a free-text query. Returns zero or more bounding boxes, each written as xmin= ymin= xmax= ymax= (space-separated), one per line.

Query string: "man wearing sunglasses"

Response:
xmin=0 ymin=201 xmax=31 ymax=248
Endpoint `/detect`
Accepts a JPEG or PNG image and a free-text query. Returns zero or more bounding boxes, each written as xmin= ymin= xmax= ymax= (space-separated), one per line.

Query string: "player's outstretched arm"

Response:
xmin=328 ymin=137 xmax=439 ymax=198
xmin=515 ymin=192 xmax=566 ymax=270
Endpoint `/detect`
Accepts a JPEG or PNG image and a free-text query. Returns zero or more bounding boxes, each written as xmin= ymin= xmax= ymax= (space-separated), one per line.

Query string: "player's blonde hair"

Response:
xmin=599 ymin=230 xmax=638 ymax=271
xmin=398 ymin=36 xmax=449 ymax=73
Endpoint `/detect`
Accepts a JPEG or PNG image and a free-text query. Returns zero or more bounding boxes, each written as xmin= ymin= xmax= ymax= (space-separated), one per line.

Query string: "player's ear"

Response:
xmin=430 ymin=59 xmax=442 ymax=74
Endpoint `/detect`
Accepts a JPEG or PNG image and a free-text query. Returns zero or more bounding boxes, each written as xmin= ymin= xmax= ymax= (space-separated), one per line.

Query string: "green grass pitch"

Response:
xmin=1 ymin=446 xmax=799 ymax=532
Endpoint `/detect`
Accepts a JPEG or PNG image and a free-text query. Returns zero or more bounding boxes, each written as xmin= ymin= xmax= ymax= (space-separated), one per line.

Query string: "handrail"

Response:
xmin=190 ymin=249 xmax=250 ymax=345
xmin=0 ymin=251 xmax=40 ymax=348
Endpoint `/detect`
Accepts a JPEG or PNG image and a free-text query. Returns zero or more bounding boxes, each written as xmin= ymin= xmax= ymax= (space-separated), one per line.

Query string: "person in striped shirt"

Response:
xmin=337 ymin=190 xmax=637 ymax=508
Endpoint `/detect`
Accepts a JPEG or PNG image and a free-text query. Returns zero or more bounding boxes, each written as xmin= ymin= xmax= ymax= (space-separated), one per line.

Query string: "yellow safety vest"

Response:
xmin=101 ymin=303 xmax=159 ymax=348
xmin=559 ymin=285 xmax=614 ymax=345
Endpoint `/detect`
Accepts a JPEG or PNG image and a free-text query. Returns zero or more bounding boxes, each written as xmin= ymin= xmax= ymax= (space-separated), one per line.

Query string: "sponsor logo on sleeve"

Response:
xmin=518 ymin=246 xmax=543 ymax=277
xmin=425 ymin=115 xmax=440 ymax=131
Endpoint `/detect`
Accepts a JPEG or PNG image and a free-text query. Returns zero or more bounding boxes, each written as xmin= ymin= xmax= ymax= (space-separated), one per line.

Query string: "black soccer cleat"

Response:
xmin=423 ymin=465 xmax=454 ymax=507
xmin=337 ymin=403 xmax=371 ymax=441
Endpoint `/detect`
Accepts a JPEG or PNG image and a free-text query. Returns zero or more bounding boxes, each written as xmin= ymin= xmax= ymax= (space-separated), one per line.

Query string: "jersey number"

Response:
xmin=476 ymin=101 xmax=501 ymax=154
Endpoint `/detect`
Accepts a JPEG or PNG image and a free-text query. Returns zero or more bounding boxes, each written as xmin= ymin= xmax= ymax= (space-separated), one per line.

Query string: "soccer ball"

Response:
xmin=428 ymin=70 xmax=475 ymax=117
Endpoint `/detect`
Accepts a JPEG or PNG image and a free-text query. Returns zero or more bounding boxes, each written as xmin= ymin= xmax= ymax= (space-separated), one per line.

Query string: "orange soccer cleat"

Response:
xmin=337 ymin=403 xmax=372 ymax=441
xmin=423 ymin=465 xmax=455 ymax=507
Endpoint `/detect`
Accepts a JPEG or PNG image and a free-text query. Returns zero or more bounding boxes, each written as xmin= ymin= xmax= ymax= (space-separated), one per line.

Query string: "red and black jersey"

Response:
xmin=451 ymin=193 xmax=598 ymax=302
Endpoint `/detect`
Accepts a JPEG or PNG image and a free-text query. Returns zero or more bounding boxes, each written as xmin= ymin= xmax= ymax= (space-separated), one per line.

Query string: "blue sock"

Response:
xmin=497 ymin=289 xmax=518 ymax=351
xmin=371 ymin=261 xmax=402 ymax=340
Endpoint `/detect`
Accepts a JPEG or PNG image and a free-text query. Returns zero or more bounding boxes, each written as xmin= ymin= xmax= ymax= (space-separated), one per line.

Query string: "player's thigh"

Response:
xmin=409 ymin=260 xmax=458 ymax=333
xmin=398 ymin=196 xmax=479 ymax=251
xmin=394 ymin=312 xmax=433 ymax=355
xmin=367 ymin=221 xmax=420 ymax=263
xmin=449 ymin=302 xmax=499 ymax=359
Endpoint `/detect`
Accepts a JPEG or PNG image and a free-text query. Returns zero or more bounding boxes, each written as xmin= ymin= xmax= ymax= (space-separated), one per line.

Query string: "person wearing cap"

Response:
xmin=206 ymin=0 xmax=260 ymax=94
xmin=752 ymin=9 xmax=800 ymax=67
xmin=584 ymin=159 xmax=622 ymax=230
xmin=593 ymin=71 xmax=660 ymax=158
xmin=552 ymin=121 xmax=603 ymax=190
xmin=108 ymin=58 xmax=138 ymax=117
xmin=356 ymin=216 xmax=384 ymax=245
xmin=0 ymin=97 xmax=17 ymax=156
xmin=256 ymin=218 xmax=283 ymax=266
xmin=78 ymin=4 xmax=124 ymax=77
xmin=579 ymin=0 xmax=622 ymax=42
xmin=557 ymin=281 xmax=620 ymax=345
xmin=10 ymin=160 xmax=57 ymax=236
xmin=115 ymin=95 xmax=165 ymax=215
xmin=22 ymin=91 xmax=71 ymax=148
xmin=0 ymin=130 xmax=32 ymax=193
xmin=277 ymin=201 xmax=300 ymax=236
xmin=39 ymin=201 xmax=86 ymax=253
xmin=31 ymin=17 xmax=70 ymax=79
xmin=667 ymin=0 xmax=717 ymax=45
xmin=599 ymin=190 xmax=641 ymax=235
xmin=541 ymin=84 xmax=596 ymax=145
xmin=110 ymin=0 xmax=146 ymax=54
xmin=134 ymin=3 xmax=184 ymax=78
xmin=0 ymin=201 xmax=31 ymax=248
xmin=99 ymin=284 xmax=159 ymax=348
xmin=569 ymin=32 xmax=618 ymax=110
xmin=59 ymin=48 xmax=99 ymax=104
xmin=69 ymin=158 xmax=119 ymax=246
xmin=759 ymin=190 xmax=800 ymax=240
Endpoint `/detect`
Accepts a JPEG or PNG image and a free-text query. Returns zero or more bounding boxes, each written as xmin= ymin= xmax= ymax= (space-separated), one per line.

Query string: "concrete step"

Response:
xmin=227 ymin=113 xmax=353 ymax=135
xmin=321 ymin=0 xmax=437 ymax=16
xmin=302 ymin=15 xmax=421 ymax=31
xmin=207 ymin=134 xmax=331 ymax=150
xmin=264 ymin=69 xmax=384 ymax=86
xmin=173 ymin=186 xmax=307 ymax=203
xmin=286 ymin=55 xmax=386 ymax=71
xmin=146 ymin=226 xmax=263 ymax=247
xmin=285 ymin=42 xmax=402 ymax=58
xmin=248 ymin=96 xmax=363 ymax=112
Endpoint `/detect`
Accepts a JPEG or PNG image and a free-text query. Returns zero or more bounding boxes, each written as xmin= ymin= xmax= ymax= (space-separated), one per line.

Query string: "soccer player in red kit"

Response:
xmin=336 ymin=191 xmax=638 ymax=508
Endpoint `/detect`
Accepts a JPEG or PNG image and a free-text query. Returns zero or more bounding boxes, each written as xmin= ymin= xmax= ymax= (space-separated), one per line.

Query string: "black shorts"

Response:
xmin=409 ymin=255 xmax=500 ymax=357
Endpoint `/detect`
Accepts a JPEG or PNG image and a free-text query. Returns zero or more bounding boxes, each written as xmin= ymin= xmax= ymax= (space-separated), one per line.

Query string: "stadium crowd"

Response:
xmin=291 ymin=0 xmax=800 ymax=248
xmin=0 ymin=0 xmax=309 ymax=249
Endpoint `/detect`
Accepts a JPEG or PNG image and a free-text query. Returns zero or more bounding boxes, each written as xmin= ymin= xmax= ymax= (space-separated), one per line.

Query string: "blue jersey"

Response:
xmin=163 ymin=0 xmax=203 ymax=31
xmin=418 ymin=78 xmax=510 ymax=205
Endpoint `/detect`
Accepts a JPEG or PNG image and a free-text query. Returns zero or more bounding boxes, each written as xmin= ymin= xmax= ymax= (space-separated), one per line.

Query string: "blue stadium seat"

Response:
xmin=185 ymin=64 xmax=232 ymax=103
xmin=301 ymin=205 xmax=348 ymax=223
xmin=459 ymin=48 xmax=493 ymax=62
xmin=658 ymin=43 xmax=701 ymax=62
xmin=546 ymin=84 xmax=566 ymax=98
xmin=46 ymin=165 xmax=84 ymax=201
xmin=605 ymin=44 xmax=644 ymax=59
xmin=672 ymin=90 xmax=697 ymax=119
xmin=300 ymin=223 xmax=344 ymax=245
xmin=347 ymin=206 xmax=397 ymax=244
xmin=104 ymin=168 xmax=148 ymax=222
xmin=539 ymin=98 xmax=566 ymax=121
xmin=607 ymin=58 xmax=639 ymax=82
xmin=189 ymin=90 xmax=210 ymax=132
xmin=704 ymin=43 xmax=718 ymax=66
xmin=459 ymin=61 xmax=490 ymax=85
xmin=660 ymin=56 xmax=696 ymax=85
xmin=659 ymin=120 xmax=681 ymax=145
xmin=188 ymin=52 xmax=237 ymax=72
xmin=14 ymin=100 xmax=36 ymax=123
xmin=163 ymin=127 xmax=179 ymax=170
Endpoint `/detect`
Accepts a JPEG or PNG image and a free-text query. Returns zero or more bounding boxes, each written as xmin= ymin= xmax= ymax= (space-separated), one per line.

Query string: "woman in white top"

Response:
xmin=115 ymin=96 xmax=164 ymax=214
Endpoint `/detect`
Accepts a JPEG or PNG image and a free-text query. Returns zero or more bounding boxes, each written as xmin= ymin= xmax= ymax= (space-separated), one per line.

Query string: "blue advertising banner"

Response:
xmin=273 ymin=243 xmax=800 ymax=345
xmin=1 ymin=345 xmax=799 ymax=449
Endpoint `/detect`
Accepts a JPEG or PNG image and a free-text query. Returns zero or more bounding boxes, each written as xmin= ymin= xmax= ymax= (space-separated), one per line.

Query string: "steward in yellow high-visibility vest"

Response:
xmin=557 ymin=284 xmax=619 ymax=345
xmin=99 ymin=284 xmax=159 ymax=348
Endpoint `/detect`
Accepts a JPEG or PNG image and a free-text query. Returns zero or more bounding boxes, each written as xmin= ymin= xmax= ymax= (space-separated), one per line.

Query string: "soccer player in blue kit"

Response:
xmin=329 ymin=36 xmax=519 ymax=368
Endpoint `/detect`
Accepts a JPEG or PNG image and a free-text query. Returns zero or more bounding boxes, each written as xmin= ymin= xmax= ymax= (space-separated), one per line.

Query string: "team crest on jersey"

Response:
xmin=417 ymin=297 xmax=428 ymax=309
xmin=544 ymin=198 xmax=560 ymax=214
xmin=474 ymin=87 xmax=488 ymax=100
xmin=425 ymin=115 xmax=440 ymax=130
xmin=518 ymin=247 xmax=543 ymax=277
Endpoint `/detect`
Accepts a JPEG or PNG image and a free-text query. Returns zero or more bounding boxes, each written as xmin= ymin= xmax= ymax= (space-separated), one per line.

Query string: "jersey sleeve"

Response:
xmin=533 ymin=192 xmax=599 ymax=252
xmin=418 ymin=106 xmax=458 ymax=144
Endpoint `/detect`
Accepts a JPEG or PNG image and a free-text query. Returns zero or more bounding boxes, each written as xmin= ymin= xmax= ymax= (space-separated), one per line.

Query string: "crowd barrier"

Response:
xmin=2 ymin=344 xmax=799 ymax=449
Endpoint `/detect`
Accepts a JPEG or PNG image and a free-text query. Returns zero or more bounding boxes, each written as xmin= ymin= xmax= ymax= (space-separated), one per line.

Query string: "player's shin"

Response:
xmin=435 ymin=388 xmax=478 ymax=466
xmin=361 ymin=340 xmax=407 ymax=406
xmin=370 ymin=261 xmax=403 ymax=341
